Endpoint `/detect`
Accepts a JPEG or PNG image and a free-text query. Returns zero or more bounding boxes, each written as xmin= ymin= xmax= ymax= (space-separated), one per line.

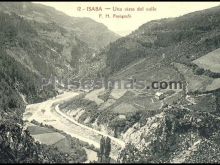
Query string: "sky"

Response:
xmin=35 ymin=2 xmax=220 ymax=36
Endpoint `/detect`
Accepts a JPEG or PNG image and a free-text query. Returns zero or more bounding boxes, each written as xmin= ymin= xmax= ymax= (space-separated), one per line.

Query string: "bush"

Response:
xmin=194 ymin=67 xmax=205 ymax=75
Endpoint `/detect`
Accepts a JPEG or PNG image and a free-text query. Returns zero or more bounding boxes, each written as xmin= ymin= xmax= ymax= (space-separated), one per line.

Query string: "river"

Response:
xmin=23 ymin=91 xmax=125 ymax=161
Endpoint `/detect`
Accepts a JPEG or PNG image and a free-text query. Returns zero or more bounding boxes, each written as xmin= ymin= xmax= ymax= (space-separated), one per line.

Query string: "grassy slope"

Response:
xmin=102 ymin=5 xmax=220 ymax=76
xmin=193 ymin=48 xmax=220 ymax=73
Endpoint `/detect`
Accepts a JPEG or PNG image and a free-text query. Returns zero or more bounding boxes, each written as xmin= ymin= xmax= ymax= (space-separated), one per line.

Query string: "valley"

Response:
xmin=1 ymin=1 xmax=220 ymax=163
xmin=23 ymin=91 xmax=125 ymax=162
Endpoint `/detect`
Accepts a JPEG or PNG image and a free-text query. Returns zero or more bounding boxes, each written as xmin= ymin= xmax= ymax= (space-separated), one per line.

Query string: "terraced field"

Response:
xmin=27 ymin=125 xmax=55 ymax=135
xmin=32 ymin=132 xmax=65 ymax=145
xmin=174 ymin=63 xmax=219 ymax=93
xmin=193 ymin=48 xmax=220 ymax=73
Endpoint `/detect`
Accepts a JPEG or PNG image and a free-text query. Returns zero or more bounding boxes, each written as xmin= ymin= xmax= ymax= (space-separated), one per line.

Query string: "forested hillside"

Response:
xmin=1 ymin=2 xmax=220 ymax=163
xmin=0 ymin=2 xmax=119 ymax=50
xmin=0 ymin=52 xmax=68 ymax=162
xmin=102 ymin=5 xmax=220 ymax=74
xmin=98 ymin=5 xmax=220 ymax=163
xmin=0 ymin=2 xmax=117 ymax=162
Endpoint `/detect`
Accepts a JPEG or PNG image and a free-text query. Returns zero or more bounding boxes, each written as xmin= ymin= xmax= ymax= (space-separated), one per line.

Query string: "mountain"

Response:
xmin=0 ymin=2 xmax=119 ymax=163
xmin=0 ymin=45 xmax=73 ymax=162
xmin=1 ymin=2 xmax=220 ymax=163
xmin=0 ymin=2 xmax=120 ymax=82
xmin=0 ymin=2 xmax=120 ymax=49
xmin=101 ymin=5 xmax=220 ymax=75
xmin=57 ymin=5 xmax=220 ymax=163
xmin=102 ymin=5 xmax=220 ymax=163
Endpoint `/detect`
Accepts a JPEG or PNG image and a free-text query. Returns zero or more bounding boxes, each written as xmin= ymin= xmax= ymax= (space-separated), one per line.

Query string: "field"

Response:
xmin=32 ymin=132 xmax=65 ymax=145
xmin=193 ymin=48 xmax=220 ymax=73
xmin=78 ymin=57 xmax=185 ymax=115
xmin=133 ymin=95 xmax=162 ymax=111
xmin=53 ymin=138 xmax=73 ymax=153
xmin=27 ymin=125 xmax=55 ymax=135
xmin=98 ymin=99 xmax=116 ymax=111
xmin=206 ymin=78 xmax=220 ymax=91
xmin=27 ymin=125 xmax=65 ymax=145
xmin=26 ymin=123 xmax=89 ymax=162
xmin=112 ymin=102 xmax=139 ymax=114
xmin=186 ymin=94 xmax=217 ymax=112
xmin=133 ymin=65 xmax=181 ymax=86
xmin=110 ymin=89 xmax=127 ymax=99
xmin=174 ymin=63 xmax=218 ymax=93
xmin=111 ymin=56 xmax=161 ymax=79
xmin=84 ymin=88 xmax=105 ymax=105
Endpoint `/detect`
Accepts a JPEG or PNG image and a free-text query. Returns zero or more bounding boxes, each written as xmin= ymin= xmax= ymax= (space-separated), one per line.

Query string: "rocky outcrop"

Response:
xmin=118 ymin=107 xmax=220 ymax=163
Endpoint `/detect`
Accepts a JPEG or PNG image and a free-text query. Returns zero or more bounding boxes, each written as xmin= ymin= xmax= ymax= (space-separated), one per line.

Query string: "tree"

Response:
xmin=97 ymin=136 xmax=112 ymax=163
xmin=98 ymin=136 xmax=105 ymax=162
xmin=194 ymin=67 xmax=205 ymax=75
xmin=104 ymin=137 xmax=111 ymax=163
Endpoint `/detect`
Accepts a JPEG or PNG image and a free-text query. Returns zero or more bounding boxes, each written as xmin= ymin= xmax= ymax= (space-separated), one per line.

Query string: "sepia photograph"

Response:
xmin=0 ymin=1 xmax=220 ymax=163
